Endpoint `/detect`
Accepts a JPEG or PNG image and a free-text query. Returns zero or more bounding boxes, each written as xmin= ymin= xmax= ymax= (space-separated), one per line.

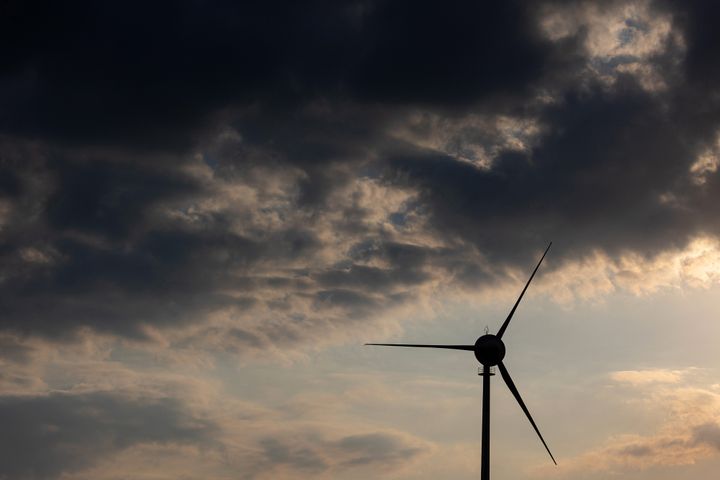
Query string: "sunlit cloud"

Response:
xmin=536 ymin=236 xmax=720 ymax=304
xmin=609 ymin=369 xmax=689 ymax=385
xmin=390 ymin=111 xmax=545 ymax=169
xmin=534 ymin=372 xmax=720 ymax=478
xmin=539 ymin=0 xmax=682 ymax=92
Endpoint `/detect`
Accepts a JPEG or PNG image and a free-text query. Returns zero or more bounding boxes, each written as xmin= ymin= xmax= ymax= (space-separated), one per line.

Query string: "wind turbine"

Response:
xmin=366 ymin=243 xmax=556 ymax=480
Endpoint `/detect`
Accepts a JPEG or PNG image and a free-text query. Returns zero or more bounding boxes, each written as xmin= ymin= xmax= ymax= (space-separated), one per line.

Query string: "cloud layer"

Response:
xmin=2 ymin=0 xmax=720 ymax=344
xmin=540 ymin=369 xmax=720 ymax=478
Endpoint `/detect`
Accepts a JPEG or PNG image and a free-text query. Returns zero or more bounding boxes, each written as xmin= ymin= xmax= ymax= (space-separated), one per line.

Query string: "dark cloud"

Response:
xmin=0 ymin=221 xmax=315 ymax=337
xmin=0 ymin=166 xmax=21 ymax=198
xmin=44 ymin=158 xmax=201 ymax=240
xmin=0 ymin=391 xmax=217 ymax=479
xmin=252 ymin=431 xmax=426 ymax=478
xmin=315 ymin=264 xmax=428 ymax=292
xmin=692 ymin=422 xmax=720 ymax=450
xmin=0 ymin=0 xmax=553 ymax=150
xmin=1 ymin=0 xmax=720 ymax=347
xmin=661 ymin=0 xmax=720 ymax=86
xmin=618 ymin=443 xmax=654 ymax=457
xmin=349 ymin=0 xmax=551 ymax=105
xmin=258 ymin=438 xmax=328 ymax=473
xmin=0 ymin=335 xmax=35 ymax=364
xmin=0 ymin=144 xmax=336 ymax=338
xmin=333 ymin=432 xmax=425 ymax=467
xmin=385 ymin=80 xmax=710 ymax=264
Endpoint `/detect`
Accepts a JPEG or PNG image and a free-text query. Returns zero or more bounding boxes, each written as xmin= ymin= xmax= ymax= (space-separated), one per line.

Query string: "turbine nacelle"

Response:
xmin=474 ymin=334 xmax=506 ymax=366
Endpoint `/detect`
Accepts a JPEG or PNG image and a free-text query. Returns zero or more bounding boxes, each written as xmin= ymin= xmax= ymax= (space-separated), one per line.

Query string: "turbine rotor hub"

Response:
xmin=474 ymin=334 xmax=506 ymax=366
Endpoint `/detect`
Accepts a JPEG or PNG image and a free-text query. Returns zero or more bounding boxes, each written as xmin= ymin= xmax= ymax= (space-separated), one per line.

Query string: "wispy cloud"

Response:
xmin=609 ymin=369 xmax=687 ymax=385
xmin=534 ymin=371 xmax=720 ymax=478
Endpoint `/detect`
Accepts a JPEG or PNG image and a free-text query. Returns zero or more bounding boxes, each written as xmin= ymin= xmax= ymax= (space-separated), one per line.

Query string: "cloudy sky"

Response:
xmin=3 ymin=0 xmax=720 ymax=478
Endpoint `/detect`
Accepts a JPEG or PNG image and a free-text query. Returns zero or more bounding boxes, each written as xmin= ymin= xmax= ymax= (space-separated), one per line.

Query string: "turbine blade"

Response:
xmin=365 ymin=343 xmax=475 ymax=351
xmin=496 ymin=242 xmax=551 ymax=339
xmin=498 ymin=362 xmax=557 ymax=465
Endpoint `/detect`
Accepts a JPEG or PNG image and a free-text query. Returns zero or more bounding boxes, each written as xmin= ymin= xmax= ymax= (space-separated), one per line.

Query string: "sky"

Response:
xmin=2 ymin=0 xmax=720 ymax=478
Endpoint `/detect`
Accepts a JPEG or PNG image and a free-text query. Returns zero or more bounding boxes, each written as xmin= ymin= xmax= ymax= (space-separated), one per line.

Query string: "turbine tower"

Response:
xmin=367 ymin=243 xmax=556 ymax=480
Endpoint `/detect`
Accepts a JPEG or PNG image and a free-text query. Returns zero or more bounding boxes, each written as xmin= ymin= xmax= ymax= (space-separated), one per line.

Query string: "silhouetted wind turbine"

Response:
xmin=366 ymin=242 xmax=556 ymax=480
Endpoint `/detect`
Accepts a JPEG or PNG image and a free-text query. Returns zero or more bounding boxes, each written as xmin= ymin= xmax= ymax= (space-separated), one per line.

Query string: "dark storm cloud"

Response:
xmin=2 ymin=0 xmax=720 ymax=344
xmin=385 ymin=79 xmax=710 ymax=264
xmin=0 ymin=391 xmax=217 ymax=479
xmin=43 ymin=157 xmax=203 ymax=240
xmin=0 ymin=0 xmax=551 ymax=149
xmin=661 ymin=0 xmax=720 ymax=87
xmin=0 ymin=214 xmax=319 ymax=337
xmin=348 ymin=0 xmax=550 ymax=105
xmin=0 ymin=166 xmax=22 ymax=198
xmin=372 ymin=2 xmax=720 ymax=267
xmin=0 ymin=146 xmax=328 ymax=338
